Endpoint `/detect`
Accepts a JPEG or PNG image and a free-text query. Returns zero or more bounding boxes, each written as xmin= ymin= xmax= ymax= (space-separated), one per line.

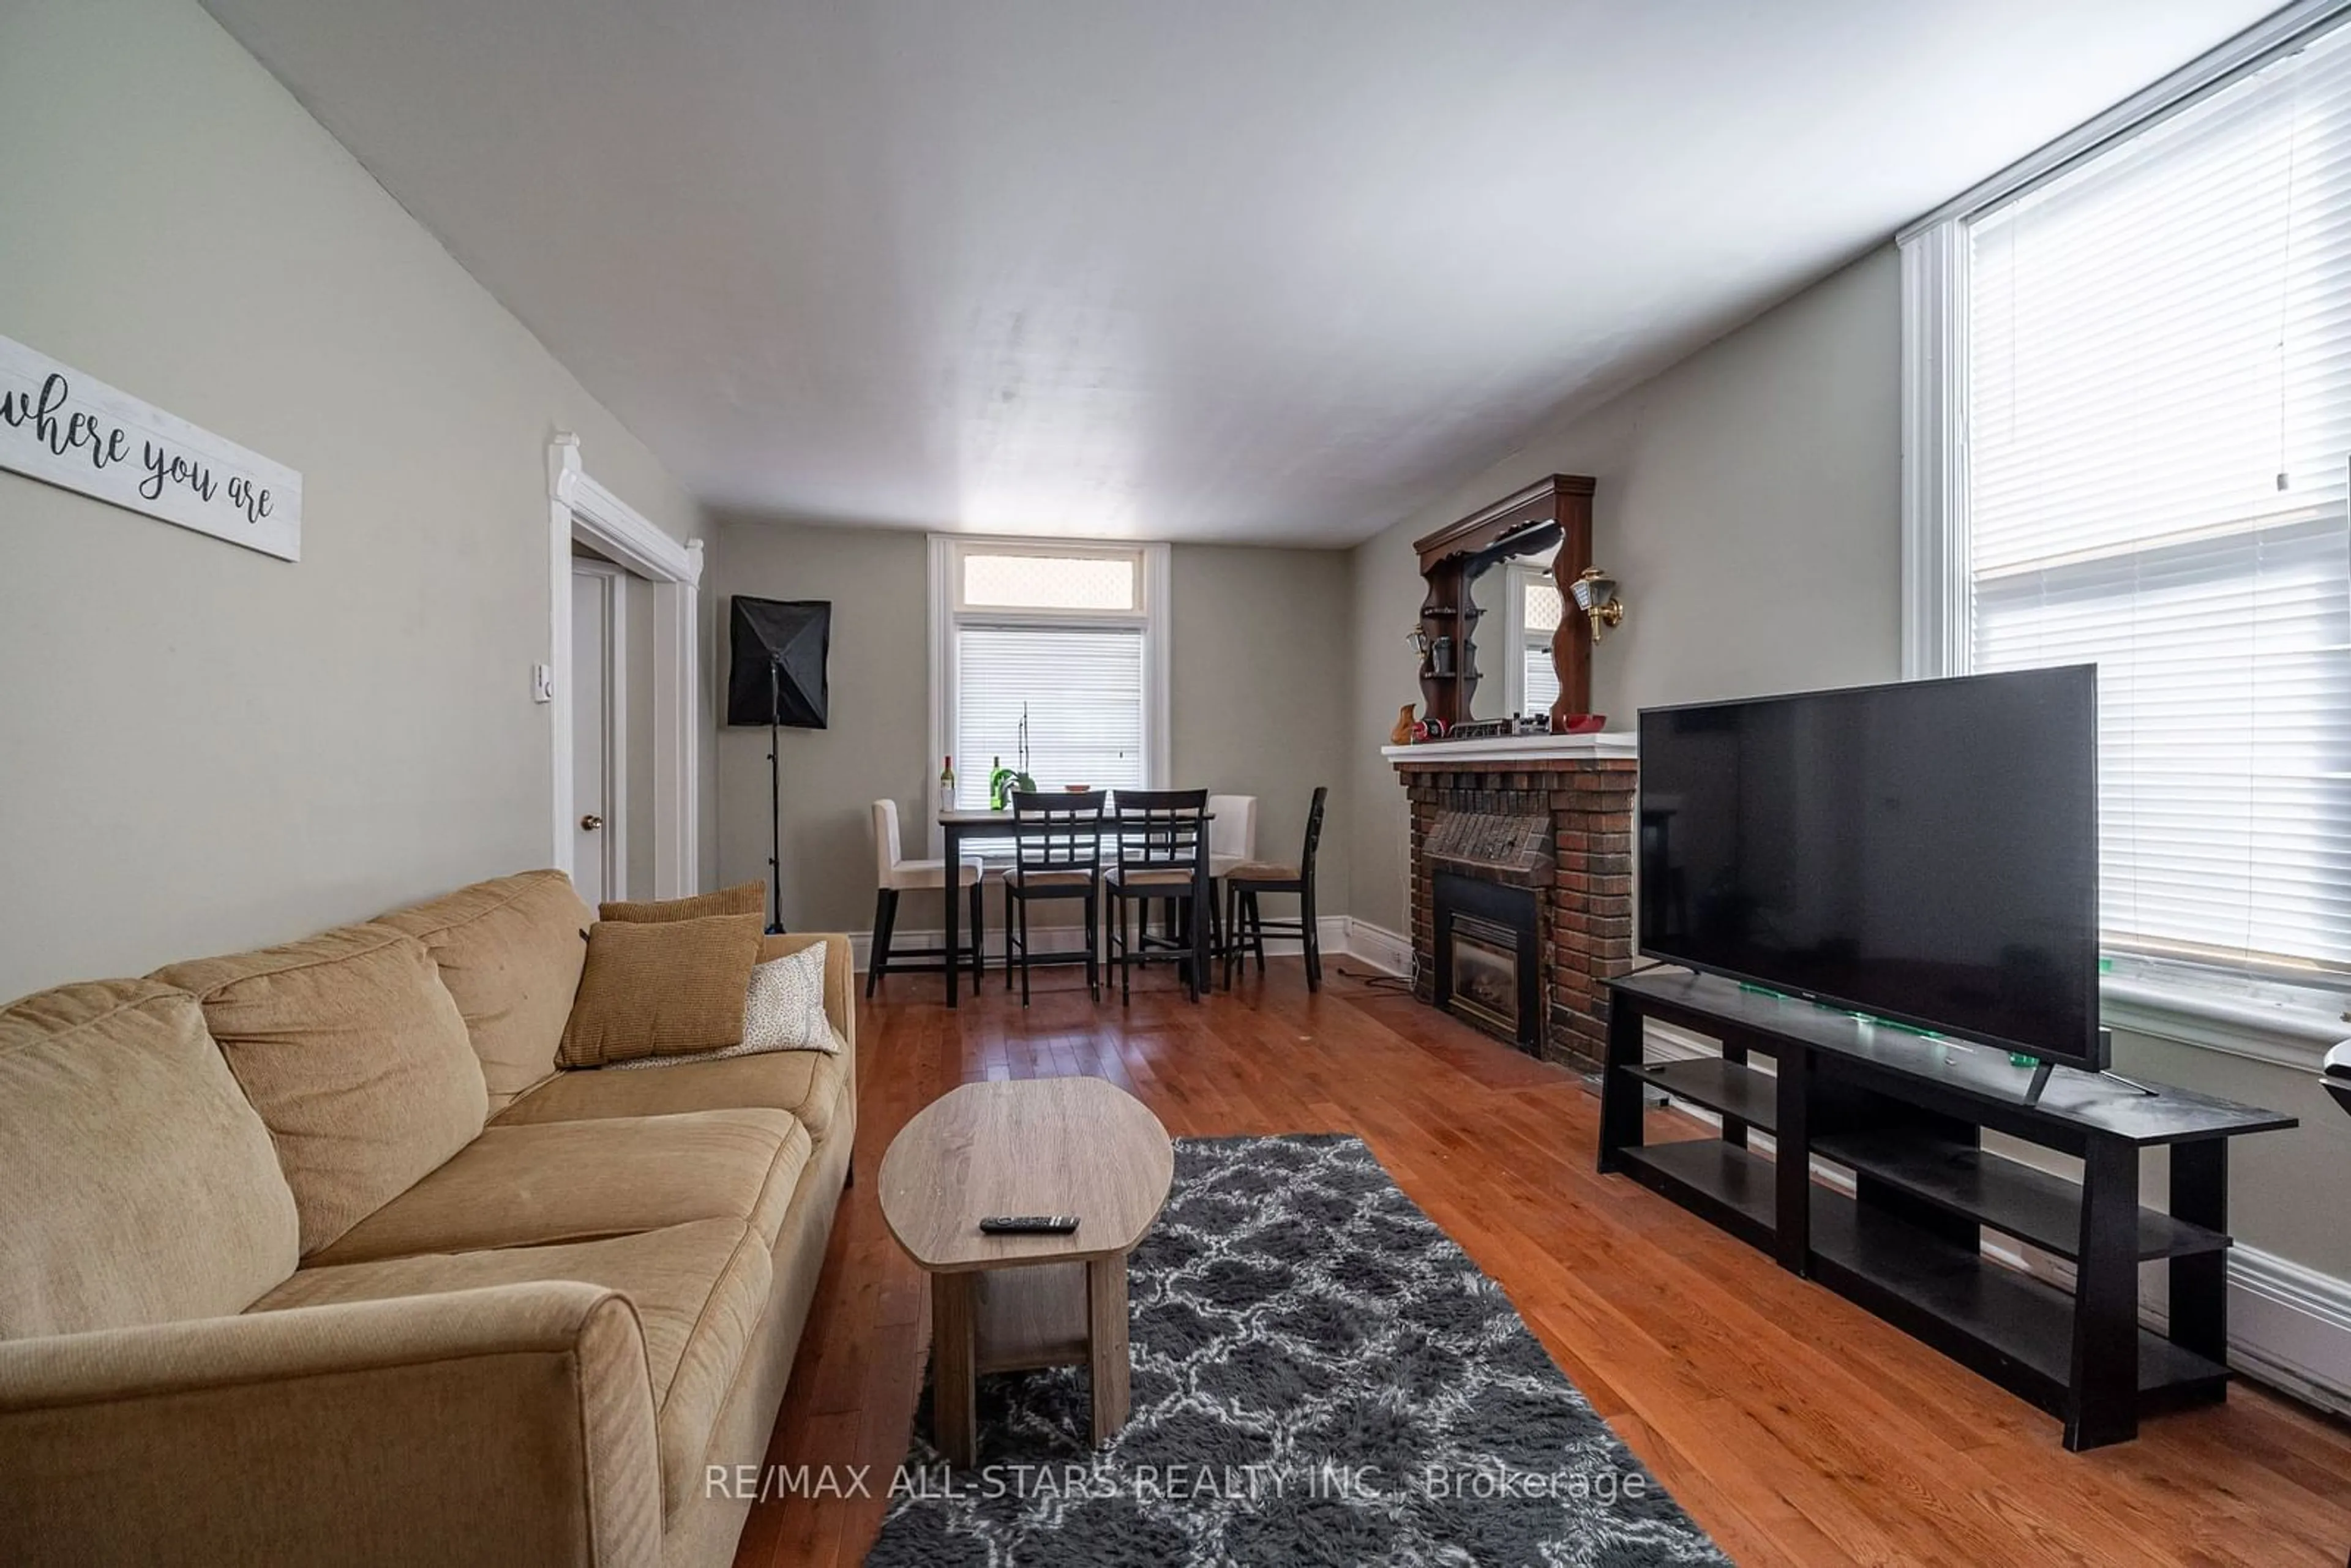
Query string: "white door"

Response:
xmin=571 ymin=565 xmax=619 ymax=906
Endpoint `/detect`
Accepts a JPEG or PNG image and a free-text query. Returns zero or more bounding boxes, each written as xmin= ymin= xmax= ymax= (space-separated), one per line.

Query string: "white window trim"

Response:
xmin=1897 ymin=3 xmax=2351 ymax=1073
xmin=548 ymin=434 xmax=703 ymax=897
xmin=925 ymin=535 xmax=1172 ymax=850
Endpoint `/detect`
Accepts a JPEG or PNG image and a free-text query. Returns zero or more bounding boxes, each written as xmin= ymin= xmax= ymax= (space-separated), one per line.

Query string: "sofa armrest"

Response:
xmin=759 ymin=932 xmax=855 ymax=1057
xmin=0 ymin=1282 xmax=661 ymax=1568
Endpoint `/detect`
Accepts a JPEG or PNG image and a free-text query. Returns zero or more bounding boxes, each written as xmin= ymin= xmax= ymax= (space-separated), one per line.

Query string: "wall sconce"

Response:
xmin=1569 ymin=567 xmax=1626 ymax=642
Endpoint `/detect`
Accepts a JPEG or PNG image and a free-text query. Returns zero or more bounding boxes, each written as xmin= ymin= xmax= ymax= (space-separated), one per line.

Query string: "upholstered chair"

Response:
xmin=867 ymin=798 xmax=986 ymax=997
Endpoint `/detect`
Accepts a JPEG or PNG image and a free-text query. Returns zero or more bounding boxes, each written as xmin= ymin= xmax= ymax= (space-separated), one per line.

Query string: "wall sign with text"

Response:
xmin=0 ymin=334 xmax=302 ymax=561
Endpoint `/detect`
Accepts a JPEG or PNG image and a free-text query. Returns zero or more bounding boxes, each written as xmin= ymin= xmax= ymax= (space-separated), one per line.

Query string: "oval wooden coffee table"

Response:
xmin=878 ymin=1077 xmax=1174 ymax=1467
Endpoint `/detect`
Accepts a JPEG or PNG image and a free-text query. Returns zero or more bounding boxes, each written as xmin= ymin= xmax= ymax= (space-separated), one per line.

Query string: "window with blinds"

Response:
xmin=952 ymin=624 xmax=1145 ymax=808
xmin=934 ymin=541 xmax=1163 ymax=812
xmin=1963 ymin=20 xmax=2351 ymax=976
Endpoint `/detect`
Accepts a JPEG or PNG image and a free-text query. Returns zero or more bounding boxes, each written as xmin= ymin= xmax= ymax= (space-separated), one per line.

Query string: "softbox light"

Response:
xmin=727 ymin=597 xmax=830 ymax=729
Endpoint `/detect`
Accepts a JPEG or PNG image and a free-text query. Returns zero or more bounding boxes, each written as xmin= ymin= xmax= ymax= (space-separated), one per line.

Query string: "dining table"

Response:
xmin=937 ymin=805 xmax=1213 ymax=1007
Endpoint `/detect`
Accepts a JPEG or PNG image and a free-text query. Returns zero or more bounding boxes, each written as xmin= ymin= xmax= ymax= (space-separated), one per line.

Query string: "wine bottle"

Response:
xmin=938 ymin=755 xmax=955 ymax=811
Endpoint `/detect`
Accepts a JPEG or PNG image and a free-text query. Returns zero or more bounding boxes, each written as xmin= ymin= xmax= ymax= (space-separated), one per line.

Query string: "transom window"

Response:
xmin=959 ymin=550 xmax=1138 ymax=613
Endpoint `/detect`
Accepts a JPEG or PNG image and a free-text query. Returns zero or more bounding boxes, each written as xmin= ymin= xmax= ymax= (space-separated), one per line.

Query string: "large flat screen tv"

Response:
xmin=1638 ymin=666 xmax=2102 ymax=1070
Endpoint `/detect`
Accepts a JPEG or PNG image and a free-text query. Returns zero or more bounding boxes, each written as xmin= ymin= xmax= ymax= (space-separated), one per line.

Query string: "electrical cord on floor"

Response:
xmin=1335 ymin=965 xmax=1414 ymax=992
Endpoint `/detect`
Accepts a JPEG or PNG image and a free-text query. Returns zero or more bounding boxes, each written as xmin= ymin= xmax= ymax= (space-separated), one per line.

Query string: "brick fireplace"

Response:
xmin=1386 ymin=734 xmax=1637 ymax=1071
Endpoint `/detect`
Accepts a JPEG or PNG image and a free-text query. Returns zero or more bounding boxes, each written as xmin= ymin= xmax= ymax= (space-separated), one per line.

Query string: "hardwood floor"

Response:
xmin=732 ymin=959 xmax=2351 ymax=1567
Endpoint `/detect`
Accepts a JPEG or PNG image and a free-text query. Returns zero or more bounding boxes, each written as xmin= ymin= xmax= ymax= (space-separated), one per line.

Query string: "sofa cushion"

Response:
xmin=0 ymin=980 xmax=299 ymax=1338
xmin=377 ymin=870 xmax=592 ymax=1112
xmin=597 ymin=881 xmax=765 ymax=924
xmin=253 ymin=1218 xmax=772 ymax=1520
xmin=497 ymin=1032 xmax=852 ymax=1142
xmin=558 ymin=914 xmax=764 ymax=1069
xmin=154 ymin=925 xmax=489 ymax=1256
xmin=310 ymin=1108 xmax=811 ymax=1266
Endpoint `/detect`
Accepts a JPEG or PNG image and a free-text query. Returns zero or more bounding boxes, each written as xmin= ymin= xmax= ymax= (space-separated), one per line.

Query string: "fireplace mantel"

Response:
xmin=1382 ymin=732 xmax=1636 ymax=766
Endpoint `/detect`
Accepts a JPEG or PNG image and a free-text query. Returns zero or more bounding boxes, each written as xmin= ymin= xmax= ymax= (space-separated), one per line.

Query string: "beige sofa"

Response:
xmin=0 ymin=871 xmax=855 ymax=1568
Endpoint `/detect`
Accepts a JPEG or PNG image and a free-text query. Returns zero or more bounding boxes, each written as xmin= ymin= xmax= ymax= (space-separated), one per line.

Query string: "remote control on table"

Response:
xmin=978 ymin=1215 xmax=1079 ymax=1234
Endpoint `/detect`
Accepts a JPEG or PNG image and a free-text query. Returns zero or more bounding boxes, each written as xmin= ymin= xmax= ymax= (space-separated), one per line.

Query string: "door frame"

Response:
xmin=548 ymin=433 xmax=703 ymax=895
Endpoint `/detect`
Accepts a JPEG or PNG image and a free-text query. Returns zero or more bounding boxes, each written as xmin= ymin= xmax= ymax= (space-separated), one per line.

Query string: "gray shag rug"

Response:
xmin=866 ymin=1133 xmax=1729 ymax=1567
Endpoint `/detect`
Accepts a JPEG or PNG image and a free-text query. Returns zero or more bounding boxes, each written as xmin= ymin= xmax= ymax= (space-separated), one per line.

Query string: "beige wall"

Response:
xmin=1348 ymin=247 xmax=1905 ymax=937
xmin=708 ymin=520 xmax=1351 ymax=935
xmin=0 ymin=0 xmax=698 ymax=1000
xmin=1171 ymin=544 xmax=1351 ymax=914
xmin=709 ymin=521 xmax=932 ymax=934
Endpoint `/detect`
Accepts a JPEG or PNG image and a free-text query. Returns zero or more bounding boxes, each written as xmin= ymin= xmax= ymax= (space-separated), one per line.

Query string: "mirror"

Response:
xmin=1463 ymin=532 xmax=1565 ymax=721
xmin=1411 ymin=475 xmax=1596 ymax=732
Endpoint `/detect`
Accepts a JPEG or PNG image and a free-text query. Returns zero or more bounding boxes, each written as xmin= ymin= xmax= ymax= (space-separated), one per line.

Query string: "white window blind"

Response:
xmin=1523 ymin=571 xmax=1563 ymax=716
xmin=1965 ymin=20 xmax=2351 ymax=974
xmin=952 ymin=625 xmax=1145 ymax=808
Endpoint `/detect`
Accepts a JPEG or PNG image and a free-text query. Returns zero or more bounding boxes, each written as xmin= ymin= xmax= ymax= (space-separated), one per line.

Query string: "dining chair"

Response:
xmin=1224 ymin=784 xmax=1328 ymax=992
xmin=866 ymin=798 xmax=986 ymax=998
xmin=1003 ymin=790 xmax=1107 ymax=1004
xmin=1104 ymin=789 xmax=1210 ymax=1003
xmin=1204 ymin=792 xmax=1257 ymax=966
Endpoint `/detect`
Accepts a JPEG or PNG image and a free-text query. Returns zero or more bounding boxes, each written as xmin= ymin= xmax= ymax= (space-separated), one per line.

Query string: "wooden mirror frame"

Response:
xmin=1409 ymin=474 xmax=1597 ymax=730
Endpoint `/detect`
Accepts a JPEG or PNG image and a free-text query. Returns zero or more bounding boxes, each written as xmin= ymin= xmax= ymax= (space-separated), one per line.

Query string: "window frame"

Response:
xmin=926 ymin=535 xmax=1171 ymax=846
xmin=1898 ymin=0 xmax=2351 ymax=1052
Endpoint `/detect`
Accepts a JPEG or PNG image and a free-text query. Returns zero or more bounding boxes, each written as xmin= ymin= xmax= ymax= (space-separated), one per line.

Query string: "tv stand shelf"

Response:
xmin=1600 ymin=968 xmax=2295 ymax=1450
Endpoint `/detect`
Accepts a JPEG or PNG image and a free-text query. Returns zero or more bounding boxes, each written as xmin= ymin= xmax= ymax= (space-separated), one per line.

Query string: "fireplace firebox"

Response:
xmin=1433 ymin=871 xmax=1542 ymax=1055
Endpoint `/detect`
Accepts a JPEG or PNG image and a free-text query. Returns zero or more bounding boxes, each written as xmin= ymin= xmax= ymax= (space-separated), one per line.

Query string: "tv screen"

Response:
xmin=1637 ymin=667 xmax=2101 ymax=1069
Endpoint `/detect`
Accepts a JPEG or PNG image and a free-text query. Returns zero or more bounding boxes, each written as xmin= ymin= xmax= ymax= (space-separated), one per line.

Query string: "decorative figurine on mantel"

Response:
xmin=1389 ymin=703 xmax=1417 ymax=746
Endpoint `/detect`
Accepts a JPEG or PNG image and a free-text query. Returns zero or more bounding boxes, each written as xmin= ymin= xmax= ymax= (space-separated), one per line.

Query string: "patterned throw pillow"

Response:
xmin=610 ymin=943 xmax=835 ymax=1070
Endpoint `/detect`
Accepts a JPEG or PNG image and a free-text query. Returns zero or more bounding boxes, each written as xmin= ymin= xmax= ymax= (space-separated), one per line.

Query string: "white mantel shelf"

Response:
xmin=1383 ymin=732 xmax=1638 ymax=765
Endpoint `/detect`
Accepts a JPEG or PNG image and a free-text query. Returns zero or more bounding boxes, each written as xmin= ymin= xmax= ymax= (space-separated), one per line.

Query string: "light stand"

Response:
xmin=725 ymin=595 xmax=831 ymax=934
xmin=765 ymin=661 xmax=784 ymax=934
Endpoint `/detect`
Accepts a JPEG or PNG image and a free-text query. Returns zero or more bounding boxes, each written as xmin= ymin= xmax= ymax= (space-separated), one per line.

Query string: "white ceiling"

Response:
xmin=204 ymin=0 xmax=2276 ymax=546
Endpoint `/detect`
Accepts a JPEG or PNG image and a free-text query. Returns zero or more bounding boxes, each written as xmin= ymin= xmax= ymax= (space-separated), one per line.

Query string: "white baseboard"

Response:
xmin=1338 ymin=918 xmax=1412 ymax=977
xmin=2220 ymin=1245 xmax=2351 ymax=1414
xmin=1979 ymin=1235 xmax=2351 ymax=1417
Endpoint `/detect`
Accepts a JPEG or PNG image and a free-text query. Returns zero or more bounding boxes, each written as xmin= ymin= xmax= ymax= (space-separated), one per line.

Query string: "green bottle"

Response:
xmin=988 ymin=756 xmax=1014 ymax=811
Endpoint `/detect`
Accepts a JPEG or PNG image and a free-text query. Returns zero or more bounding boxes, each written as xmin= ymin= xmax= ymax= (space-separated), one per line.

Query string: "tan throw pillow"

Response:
xmin=598 ymin=882 xmax=765 ymax=925
xmin=154 ymin=925 xmax=489 ymax=1256
xmin=560 ymin=913 xmax=764 ymax=1068
xmin=612 ymin=943 xmax=836 ymax=1070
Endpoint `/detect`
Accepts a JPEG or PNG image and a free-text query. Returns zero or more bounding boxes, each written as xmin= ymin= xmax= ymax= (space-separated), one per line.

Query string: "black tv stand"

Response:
xmin=1599 ymin=968 xmax=2297 ymax=1450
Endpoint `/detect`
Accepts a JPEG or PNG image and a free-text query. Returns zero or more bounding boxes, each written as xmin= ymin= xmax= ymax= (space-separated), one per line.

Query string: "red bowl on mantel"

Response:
xmin=1559 ymin=713 xmax=1608 ymax=735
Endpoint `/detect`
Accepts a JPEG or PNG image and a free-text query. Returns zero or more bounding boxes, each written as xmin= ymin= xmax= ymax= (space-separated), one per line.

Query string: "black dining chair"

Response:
xmin=1224 ymin=784 xmax=1327 ymax=992
xmin=1003 ymin=790 xmax=1107 ymax=1005
xmin=1103 ymin=789 xmax=1210 ymax=1003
